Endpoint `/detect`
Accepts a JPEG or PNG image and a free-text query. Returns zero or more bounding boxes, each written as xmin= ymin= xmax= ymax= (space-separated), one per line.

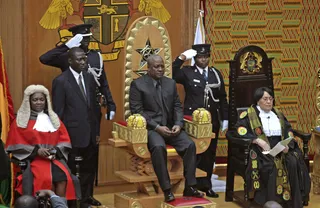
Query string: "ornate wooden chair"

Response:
xmin=224 ymin=45 xmax=311 ymax=207
xmin=108 ymin=16 xmax=215 ymax=208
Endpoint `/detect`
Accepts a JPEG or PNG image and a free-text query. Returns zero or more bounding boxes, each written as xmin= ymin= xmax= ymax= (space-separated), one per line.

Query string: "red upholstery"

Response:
xmin=167 ymin=197 xmax=212 ymax=206
xmin=117 ymin=121 xmax=127 ymax=126
xmin=183 ymin=115 xmax=192 ymax=121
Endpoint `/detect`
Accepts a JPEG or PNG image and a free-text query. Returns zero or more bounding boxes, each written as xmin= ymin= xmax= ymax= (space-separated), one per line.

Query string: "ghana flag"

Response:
xmin=0 ymin=37 xmax=14 ymax=207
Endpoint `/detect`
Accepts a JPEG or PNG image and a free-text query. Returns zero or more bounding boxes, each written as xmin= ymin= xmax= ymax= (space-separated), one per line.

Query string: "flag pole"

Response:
xmin=191 ymin=10 xmax=206 ymax=66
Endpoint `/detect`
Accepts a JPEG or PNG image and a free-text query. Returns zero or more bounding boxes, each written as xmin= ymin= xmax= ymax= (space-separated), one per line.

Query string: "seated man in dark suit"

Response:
xmin=129 ymin=55 xmax=204 ymax=202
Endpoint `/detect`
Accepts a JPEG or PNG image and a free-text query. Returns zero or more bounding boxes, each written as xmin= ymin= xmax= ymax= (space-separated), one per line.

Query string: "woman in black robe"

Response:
xmin=234 ymin=87 xmax=310 ymax=208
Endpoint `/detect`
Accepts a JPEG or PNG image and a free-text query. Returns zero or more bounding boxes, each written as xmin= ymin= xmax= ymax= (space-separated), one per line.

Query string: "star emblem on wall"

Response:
xmin=135 ymin=39 xmax=162 ymax=75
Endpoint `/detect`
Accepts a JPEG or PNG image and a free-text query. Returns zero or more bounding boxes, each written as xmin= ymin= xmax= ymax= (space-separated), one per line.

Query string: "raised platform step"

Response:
xmin=115 ymin=169 xmax=206 ymax=183
xmin=115 ymin=192 xmax=216 ymax=208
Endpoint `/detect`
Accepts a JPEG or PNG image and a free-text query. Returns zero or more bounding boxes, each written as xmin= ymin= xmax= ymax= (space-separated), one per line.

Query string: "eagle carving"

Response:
xmin=39 ymin=0 xmax=74 ymax=29
xmin=138 ymin=0 xmax=171 ymax=23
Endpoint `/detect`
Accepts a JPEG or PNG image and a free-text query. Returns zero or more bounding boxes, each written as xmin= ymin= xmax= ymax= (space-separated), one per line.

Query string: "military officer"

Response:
xmin=40 ymin=24 xmax=116 ymax=206
xmin=172 ymin=44 xmax=229 ymax=198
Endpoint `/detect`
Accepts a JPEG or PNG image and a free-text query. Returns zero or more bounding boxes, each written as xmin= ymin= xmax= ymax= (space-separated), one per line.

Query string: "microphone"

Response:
xmin=267 ymin=116 xmax=270 ymax=119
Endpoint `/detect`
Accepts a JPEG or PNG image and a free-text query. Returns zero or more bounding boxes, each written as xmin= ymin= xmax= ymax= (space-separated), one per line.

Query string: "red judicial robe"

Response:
xmin=6 ymin=119 xmax=77 ymax=200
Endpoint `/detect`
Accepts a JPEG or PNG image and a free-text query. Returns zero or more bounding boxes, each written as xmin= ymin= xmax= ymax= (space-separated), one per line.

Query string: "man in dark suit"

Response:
xmin=40 ymin=23 xmax=116 ymax=138
xmin=129 ymin=55 xmax=204 ymax=202
xmin=52 ymin=47 xmax=98 ymax=207
xmin=40 ymin=25 xmax=115 ymax=206
xmin=172 ymin=44 xmax=229 ymax=198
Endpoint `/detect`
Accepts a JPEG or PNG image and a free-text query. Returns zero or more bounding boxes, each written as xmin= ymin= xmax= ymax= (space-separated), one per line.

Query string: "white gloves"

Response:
xmin=65 ymin=34 xmax=83 ymax=49
xmin=181 ymin=49 xmax=197 ymax=60
xmin=105 ymin=111 xmax=115 ymax=120
xmin=221 ymin=120 xmax=228 ymax=132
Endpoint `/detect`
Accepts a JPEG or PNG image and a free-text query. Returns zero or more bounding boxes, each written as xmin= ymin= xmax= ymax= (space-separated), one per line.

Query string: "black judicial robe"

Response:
xmin=234 ymin=106 xmax=310 ymax=208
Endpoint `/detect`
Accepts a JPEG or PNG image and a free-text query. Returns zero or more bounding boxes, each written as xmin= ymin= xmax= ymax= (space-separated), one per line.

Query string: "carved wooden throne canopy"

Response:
xmin=228 ymin=45 xmax=274 ymax=129
xmin=123 ymin=16 xmax=172 ymax=119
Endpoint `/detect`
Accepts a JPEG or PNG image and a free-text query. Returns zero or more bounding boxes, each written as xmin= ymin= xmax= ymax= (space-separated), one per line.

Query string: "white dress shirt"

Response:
xmin=196 ymin=65 xmax=208 ymax=76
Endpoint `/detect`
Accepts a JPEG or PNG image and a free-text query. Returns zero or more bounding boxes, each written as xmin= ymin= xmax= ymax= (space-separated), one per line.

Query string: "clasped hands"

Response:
xmin=156 ymin=125 xmax=181 ymax=137
xmin=252 ymin=138 xmax=289 ymax=153
xmin=36 ymin=189 xmax=55 ymax=199
xmin=37 ymin=148 xmax=56 ymax=160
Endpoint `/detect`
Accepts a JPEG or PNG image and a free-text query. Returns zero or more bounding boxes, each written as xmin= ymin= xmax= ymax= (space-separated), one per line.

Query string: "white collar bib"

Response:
xmin=257 ymin=106 xmax=282 ymax=137
xmin=33 ymin=112 xmax=57 ymax=132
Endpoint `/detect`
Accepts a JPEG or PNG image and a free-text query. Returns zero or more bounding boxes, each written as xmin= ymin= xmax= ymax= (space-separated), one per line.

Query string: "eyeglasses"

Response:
xmin=261 ymin=97 xmax=274 ymax=102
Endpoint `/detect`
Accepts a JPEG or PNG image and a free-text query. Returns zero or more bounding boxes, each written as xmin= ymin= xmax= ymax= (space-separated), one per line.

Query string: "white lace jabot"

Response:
xmin=33 ymin=112 xmax=57 ymax=132
xmin=257 ymin=106 xmax=282 ymax=137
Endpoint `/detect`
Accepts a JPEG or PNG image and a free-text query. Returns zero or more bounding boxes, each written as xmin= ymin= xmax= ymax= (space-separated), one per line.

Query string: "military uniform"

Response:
xmin=172 ymin=44 xmax=228 ymax=193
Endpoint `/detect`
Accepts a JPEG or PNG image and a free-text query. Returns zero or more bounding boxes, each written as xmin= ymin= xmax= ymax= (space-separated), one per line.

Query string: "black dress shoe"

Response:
xmin=183 ymin=187 xmax=204 ymax=198
xmin=206 ymin=189 xmax=219 ymax=198
xmin=80 ymin=202 xmax=92 ymax=208
xmin=164 ymin=192 xmax=175 ymax=202
xmin=86 ymin=196 xmax=102 ymax=206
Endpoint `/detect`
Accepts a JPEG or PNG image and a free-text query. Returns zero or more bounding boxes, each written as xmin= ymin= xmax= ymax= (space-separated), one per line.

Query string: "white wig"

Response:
xmin=16 ymin=84 xmax=60 ymax=129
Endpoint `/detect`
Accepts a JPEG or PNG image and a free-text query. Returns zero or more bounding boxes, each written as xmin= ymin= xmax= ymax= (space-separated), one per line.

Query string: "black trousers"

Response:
xmin=68 ymin=143 xmax=97 ymax=203
xmin=196 ymin=134 xmax=218 ymax=190
xmin=148 ymin=130 xmax=197 ymax=191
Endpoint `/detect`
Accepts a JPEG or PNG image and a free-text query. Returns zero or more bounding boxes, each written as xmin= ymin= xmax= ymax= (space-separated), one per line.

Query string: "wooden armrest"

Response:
xmin=293 ymin=129 xmax=311 ymax=171
xmin=292 ymin=129 xmax=311 ymax=141
xmin=226 ymin=131 xmax=252 ymax=146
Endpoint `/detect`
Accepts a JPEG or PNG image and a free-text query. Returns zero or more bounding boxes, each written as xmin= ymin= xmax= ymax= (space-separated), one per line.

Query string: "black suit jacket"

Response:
xmin=129 ymin=75 xmax=184 ymax=130
xmin=172 ymin=57 xmax=229 ymax=134
xmin=40 ymin=44 xmax=116 ymax=112
xmin=52 ymin=69 xmax=97 ymax=148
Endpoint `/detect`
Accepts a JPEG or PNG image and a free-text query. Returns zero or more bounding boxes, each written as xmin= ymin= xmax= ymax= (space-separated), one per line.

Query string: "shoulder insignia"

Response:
xmin=239 ymin=111 xmax=248 ymax=119
xmin=237 ymin=126 xmax=247 ymax=136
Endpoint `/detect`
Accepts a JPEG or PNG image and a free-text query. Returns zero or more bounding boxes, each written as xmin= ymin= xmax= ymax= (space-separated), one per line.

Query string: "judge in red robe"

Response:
xmin=5 ymin=85 xmax=80 ymax=200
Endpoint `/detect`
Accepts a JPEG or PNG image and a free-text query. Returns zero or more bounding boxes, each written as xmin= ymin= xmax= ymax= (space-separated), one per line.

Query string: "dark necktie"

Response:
xmin=203 ymin=69 xmax=208 ymax=81
xmin=156 ymin=81 xmax=167 ymax=126
xmin=78 ymin=74 xmax=87 ymax=100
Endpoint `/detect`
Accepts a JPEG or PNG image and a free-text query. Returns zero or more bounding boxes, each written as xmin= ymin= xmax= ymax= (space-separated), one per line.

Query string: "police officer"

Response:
xmin=40 ymin=24 xmax=116 ymax=206
xmin=172 ymin=44 xmax=229 ymax=198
